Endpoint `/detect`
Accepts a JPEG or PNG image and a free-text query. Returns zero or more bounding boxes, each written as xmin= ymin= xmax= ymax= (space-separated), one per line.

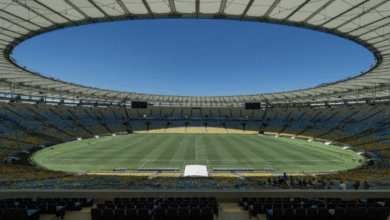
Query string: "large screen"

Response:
xmin=131 ymin=101 xmax=147 ymax=109
xmin=245 ymin=102 xmax=261 ymax=110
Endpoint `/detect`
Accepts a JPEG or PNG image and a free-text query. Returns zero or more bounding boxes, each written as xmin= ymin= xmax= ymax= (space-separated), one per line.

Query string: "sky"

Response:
xmin=12 ymin=19 xmax=374 ymax=97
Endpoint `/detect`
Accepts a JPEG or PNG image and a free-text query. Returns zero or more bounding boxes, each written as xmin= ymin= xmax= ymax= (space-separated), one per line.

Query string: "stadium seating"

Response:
xmin=1 ymin=102 xmax=390 ymax=190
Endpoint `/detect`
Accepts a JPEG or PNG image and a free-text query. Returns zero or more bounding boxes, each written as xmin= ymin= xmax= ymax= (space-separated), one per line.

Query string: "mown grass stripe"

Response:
xmin=153 ymin=134 xmax=187 ymax=163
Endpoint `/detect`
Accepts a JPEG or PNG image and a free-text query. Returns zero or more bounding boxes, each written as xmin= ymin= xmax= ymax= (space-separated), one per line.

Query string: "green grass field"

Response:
xmin=32 ymin=134 xmax=365 ymax=172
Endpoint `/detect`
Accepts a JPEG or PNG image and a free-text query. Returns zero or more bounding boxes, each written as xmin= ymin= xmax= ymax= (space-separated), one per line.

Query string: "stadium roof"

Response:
xmin=0 ymin=0 xmax=390 ymax=106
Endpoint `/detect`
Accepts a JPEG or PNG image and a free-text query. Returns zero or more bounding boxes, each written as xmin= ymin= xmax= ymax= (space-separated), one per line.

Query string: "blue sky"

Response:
xmin=12 ymin=19 xmax=374 ymax=96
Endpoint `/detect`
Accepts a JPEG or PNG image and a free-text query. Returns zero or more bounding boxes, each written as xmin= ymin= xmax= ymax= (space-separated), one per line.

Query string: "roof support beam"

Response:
xmin=141 ymin=0 xmax=154 ymax=18
xmin=115 ymin=0 xmax=131 ymax=15
xmin=12 ymin=0 xmax=57 ymax=26
xmin=333 ymin=0 xmax=390 ymax=30
xmin=0 ymin=8 xmax=43 ymax=31
xmin=264 ymin=0 xmax=280 ymax=17
xmin=347 ymin=15 xmax=390 ymax=35
xmin=168 ymin=0 xmax=176 ymax=14
xmin=366 ymin=33 xmax=390 ymax=42
xmin=241 ymin=0 xmax=254 ymax=17
xmin=33 ymin=0 xmax=76 ymax=25
xmin=0 ymin=16 xmax=35 ymax=33
xmin=219 ymin=0 xmax=227 ymax=15
xmin=87 ymin=0 xmax=112 ymax=20
xmin=304 ymin=0 xmax=335 ymax=23
xmin=357 ymin=18 xmax=390 ymax=38
xmin=284 ymin=0 xmax=310 ymax=21
xmin=196 ymin=0 xmax=200 ymax=16
xmin=319 ymin=0 xmax=370 ymax=28
xmin=0 ymin=26 xmax=24 ymax=37
xmin=63 ymin=0 xmax=90 ymax=19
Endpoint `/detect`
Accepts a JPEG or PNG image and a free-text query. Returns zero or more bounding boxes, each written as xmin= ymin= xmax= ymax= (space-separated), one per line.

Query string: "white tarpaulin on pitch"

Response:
xmin=183 ymin=165 xmax=209 ymax=177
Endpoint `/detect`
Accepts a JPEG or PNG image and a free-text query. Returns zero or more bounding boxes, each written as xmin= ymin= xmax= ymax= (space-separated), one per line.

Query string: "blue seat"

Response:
xmin=91 ymin=208 xmax=103 ymax=220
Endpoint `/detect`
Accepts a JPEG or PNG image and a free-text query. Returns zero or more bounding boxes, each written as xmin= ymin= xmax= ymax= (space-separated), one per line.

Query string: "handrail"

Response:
xmin=0 ymin=193 xmax=41 ymax=200
xmin=154 ymin=194 xmax=166 ymax=205
xmin=289 ymin=193 xmax=327 ymax=204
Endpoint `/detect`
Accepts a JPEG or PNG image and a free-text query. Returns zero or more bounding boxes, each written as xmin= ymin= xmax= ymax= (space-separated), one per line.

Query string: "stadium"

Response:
xmin=1 ymin=0 xmax=390 ymax=220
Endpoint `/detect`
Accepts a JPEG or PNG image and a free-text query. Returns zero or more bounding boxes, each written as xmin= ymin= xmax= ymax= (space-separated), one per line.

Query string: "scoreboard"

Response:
xmin=245 ymin=102 xmax=261 ymax=110
xmin=131 ymin=101 xmax=147 ymax=109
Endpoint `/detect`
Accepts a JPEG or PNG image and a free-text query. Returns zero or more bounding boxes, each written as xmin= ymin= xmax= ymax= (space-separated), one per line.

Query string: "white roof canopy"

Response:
xmin=0 ymin=0 xmax=389 ymax=106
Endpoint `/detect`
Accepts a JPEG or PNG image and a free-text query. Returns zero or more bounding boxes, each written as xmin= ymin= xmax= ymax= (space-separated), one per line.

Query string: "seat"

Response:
xmin=209 ymin=203 xmax=218 ymax=216
xmin=179 ymin=204 xmax=189 ymax=209
xmin=283 ymin=204 xmax=291 ymax=209
xmin=27 ymin=205 xmax=37 ymax=210
xmin=103 ymin=208 xmax=114 ymax=220
xmin=91 ymin=208 xmax=103 ymax=220
xmin=115 ymin=208 xmax=125 ymax=220
xmin=161 ymin=204 xmax=169 ymax=209
xmin=192 ymin=197 xmax=199 ymax=201
xmin=137 ymin=204 xmax=146 ymax=209
xmin=18 ymin=208 xmax=40 ymax=220
xmin=267 ymin=208 xmax=282 ymax=220
xmin=190 ymin=204 xmax=198 ymax=209
xmin=138 ymin=208 xmax=151 ymax=220
xmin=117 ymin=204 xmax=125 ymax=209
xmin=378 ymin=207 xmax=390 ymax=220
xmin=292 ymin=203 xmax=301 ymax=209
xmin=37 ymin=204 xmax=47 ymax=214
xmin=170 ymin=204 xmax=179 ymax=209
xmin=201 ymin=207 xmax=213 ymax=220
xmin=250 ymin=204 xmax=262 ymax=216
xmin=263 ymin=203 xmax=272 ymax=211
xmin=155 ymin=208 xmax=167 ymax=220
xmin=273 ymin=203 xmax=282 ymax=209
xmin=97 ymin=204 xmax=105 ymax=209
xmin=126 ymin=204 xmax=135 ymax=209
xmin=17 ymin=205 xmax=27 ymax=209
xmin=126 ymin=208 xmax=138 ymax=219
xmin=209 ymin=197 xmax=216 ymax=201
xmin=71 ymin=198 xmax=79 ymax=202
xmin=344 ymin=208 xmax=356 ymax=220
xmin=355 ymin=207 xmax=368 ymax=220
xmin=305 ymin=208 xmax=316 ymax=220
xmin=327 ymin=203 xmax=336 ymax=209
xmin=283 ymin=208 xmax=293 ymax=220
xmin=317 ymin=208 xmax=329 ymax=220
xmin=199 ymin=204 xmax=207 ymax=209
xmin=176 ymin=198 xmax=183 ymax=202
xmin=167 ymin=208 xmax=178 ymax=220
xmin=302 ymin=203 xmax=311 ymax=209
xmin=190 ymin=208 xmax=201 ymax=220
xmin=178 ymin=208 xmax=189 ymax=220
xmin=47 ymin=205 xmax=66 ymax=217
xmin=294 ymin=208 xmax=305 ymax=220
xmin=317 ymin=203 xmax=326 ymax=208
xmin=331 ymin=208 xmax=345 ymax=220
xmin=5 ymin=209 xmax=17 ymax=220
xmin=367 ymin=207 xmax=379 ymax=220
xmin=106 ymin=204 xmax=115 ymax=209
xmin=168 ymin=198 xmax=175 ymax=202
xmin=114 ymin=198 xmax=122 ymax=202
xmin=80 ymin=198 xmax=94 ymax=207
xmin=69 ymin=201 xmax=83 ymax=211
xmin=200 ymin=197 xmax=208 ymax=201
xmin=184 ymin=197 xmax=191 ymax=202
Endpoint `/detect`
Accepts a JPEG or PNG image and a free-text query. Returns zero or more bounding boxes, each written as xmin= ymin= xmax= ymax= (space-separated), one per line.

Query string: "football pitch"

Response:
xmin=32 ymin=134 xmax=365 ymax=172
